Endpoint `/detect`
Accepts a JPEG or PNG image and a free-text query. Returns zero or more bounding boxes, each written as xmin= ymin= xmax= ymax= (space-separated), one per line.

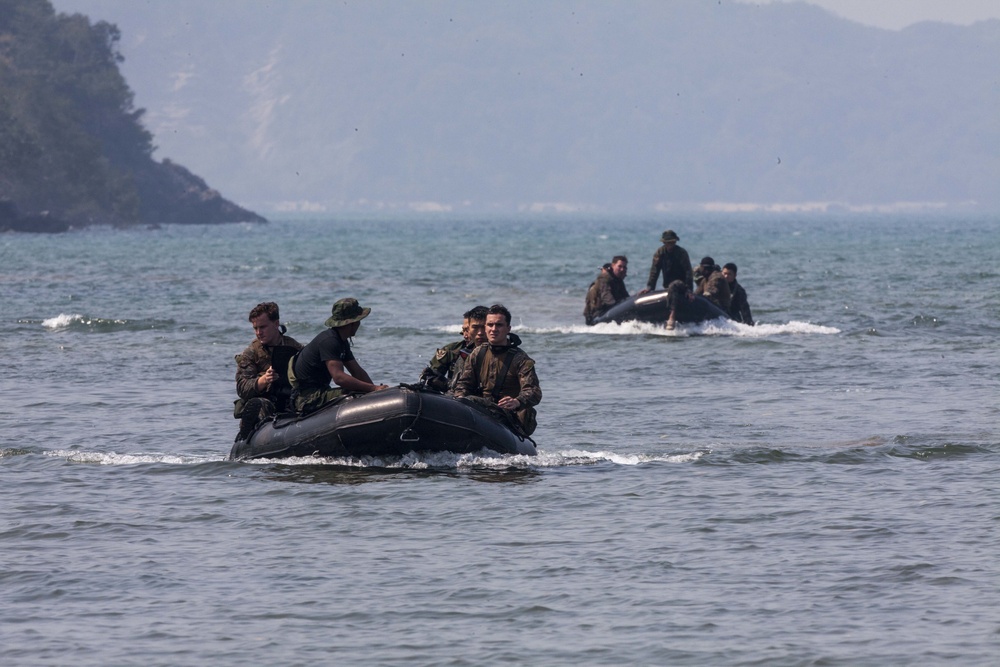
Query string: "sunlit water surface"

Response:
xmin=2 ymin=214 xmax=999 ymax=665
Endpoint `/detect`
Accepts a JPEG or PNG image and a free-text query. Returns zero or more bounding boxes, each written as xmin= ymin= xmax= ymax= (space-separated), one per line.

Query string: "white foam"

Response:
xmin=522 ymin=318 xmax=839 ymax=337
xmin=242 ymin=448 xmax=705 ymax=469
xmin=542 ymin=449 xmax=707 ymax=465
xmin=430 ymin=324 xmax=463 ymax=334
xmin=247 ymin=449 xmax=537 ymax=469
xmin=41 ymin=313 xmax=137 ymax=331
xmin=44 ymin=450 xmax=225 ymax=465
xmin=42 ymin=313 xmax=83 ymax=329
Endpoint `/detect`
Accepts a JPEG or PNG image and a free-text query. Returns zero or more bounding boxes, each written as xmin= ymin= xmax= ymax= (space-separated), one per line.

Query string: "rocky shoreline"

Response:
xmin=1 ymin=159 xmax=266 ymax=233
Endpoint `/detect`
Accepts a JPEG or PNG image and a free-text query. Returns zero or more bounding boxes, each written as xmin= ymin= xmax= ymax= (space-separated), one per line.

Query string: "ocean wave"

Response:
xmin=40 ymin=313 xmax=176 ymax=332
xmin=1 ymin=448 xmax=32 ymax=459
xmin=43 ymin=449 xmax=225 ymax=465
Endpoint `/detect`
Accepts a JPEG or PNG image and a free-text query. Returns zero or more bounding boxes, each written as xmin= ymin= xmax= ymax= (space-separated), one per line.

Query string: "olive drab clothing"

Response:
xmin=728 ymin=279 xmax=754 ymax=325
xmin=419 ymin=339 xmax=471 ymax=391
xmin=695 ymin=269 xmax=732 ymax=311
xmin=287 ymin=360 xmax=345 ymax=415
xmin=233 ymin=334 xmax=303 ymax=416
xmin=452 ymin=332 xmax=541 ymax=435
xmin=584 ymin=267 xmax=630 ymax=325
xmin=289 ymin=327 xmax=356 ymax=415
xmin=646 ymin=243 xmax=693 ymax=291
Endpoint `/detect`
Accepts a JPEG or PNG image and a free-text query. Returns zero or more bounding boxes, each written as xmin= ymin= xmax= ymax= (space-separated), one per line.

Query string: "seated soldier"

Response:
xmin=289 ymin=297 xmax=388 ymax=415
xmin=452 ymin=304 xmax=541 ymax=436
xmin=693 ymin=256 xmax=732 ymax=311
xmin=235 ymin=301 xmax=303 ymax=439
xmin=723 ymin=262 xmax=754 ymax=325
xmin=583 ymin=255 xmax=630 ymax=325
xmin=420 ymin=305 xmax=488 ymax=391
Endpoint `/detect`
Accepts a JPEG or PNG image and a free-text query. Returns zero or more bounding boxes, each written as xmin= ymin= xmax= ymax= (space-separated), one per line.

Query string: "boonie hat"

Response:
xmin=700 ymin=256 xmax=715 ymax=267
xmin=324 ymin=297 xmax=371 ymax=328
xmin=661 ymin=229 xmax=679 ymax=243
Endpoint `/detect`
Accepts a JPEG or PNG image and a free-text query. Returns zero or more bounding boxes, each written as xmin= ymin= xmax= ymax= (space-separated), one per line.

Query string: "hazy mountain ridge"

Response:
xmin=49 ymin=0 xmax=1000 ymax=213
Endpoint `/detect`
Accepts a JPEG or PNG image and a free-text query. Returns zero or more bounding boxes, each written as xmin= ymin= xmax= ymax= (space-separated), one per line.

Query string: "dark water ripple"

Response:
xmin=2 ymin=448 xmax=999 ymax=666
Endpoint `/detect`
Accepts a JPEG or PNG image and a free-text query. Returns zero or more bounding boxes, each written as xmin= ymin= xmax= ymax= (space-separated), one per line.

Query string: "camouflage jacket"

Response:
xmin=420 ymin=339 xmax=472 ymax=391
xmin=646 ymin=244 xmax=693 ymax=291
xmin=694 ymin=269 xmax=732 ymax=311
xmin=584 ymin=268 xmax=630 ymax=324
xmin=235 ymin=334 xmax=303 ymax=400
xmin=451 ymin=333 xmax=541 ymax=408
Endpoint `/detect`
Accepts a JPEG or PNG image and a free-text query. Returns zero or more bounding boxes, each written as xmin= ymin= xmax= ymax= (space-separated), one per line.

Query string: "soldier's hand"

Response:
xmin=498 ymin=396 xmax=521 ymax=410
xmin=258 ymin=367 xmax=276 ymax=391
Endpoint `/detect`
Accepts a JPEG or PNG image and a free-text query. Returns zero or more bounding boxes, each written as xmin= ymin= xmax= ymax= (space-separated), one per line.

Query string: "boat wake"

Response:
xmin=42 ymin=449 xmax=227 ymax=465
xmin=524 ymin=319 xmax=840 ymax=337
xmin=34 ymin=447 xmax=704 ymax=470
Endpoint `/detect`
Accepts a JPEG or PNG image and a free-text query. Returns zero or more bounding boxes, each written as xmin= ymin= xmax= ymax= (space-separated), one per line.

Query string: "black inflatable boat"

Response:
xmin=590 ymin=288 xmax=730 ymax=326
xmin=229 ymin=385 xmax=537 ymax=460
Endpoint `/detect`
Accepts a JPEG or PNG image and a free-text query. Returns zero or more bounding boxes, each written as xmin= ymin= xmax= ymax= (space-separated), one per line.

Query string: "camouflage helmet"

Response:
xmin=324 ymin=297 xmax=371 ymax=328
xmin=661 ymin=229 xmax=679 ymax=243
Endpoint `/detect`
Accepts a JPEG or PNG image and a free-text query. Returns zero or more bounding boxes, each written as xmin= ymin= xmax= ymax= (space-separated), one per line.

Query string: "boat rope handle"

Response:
xmin=399 ymin=387 xmax=423 ymax=442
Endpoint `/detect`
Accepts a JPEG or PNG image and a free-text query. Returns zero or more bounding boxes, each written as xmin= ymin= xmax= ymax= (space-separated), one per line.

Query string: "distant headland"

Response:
xmin=0 ymin=0 xmax=265 ymax=232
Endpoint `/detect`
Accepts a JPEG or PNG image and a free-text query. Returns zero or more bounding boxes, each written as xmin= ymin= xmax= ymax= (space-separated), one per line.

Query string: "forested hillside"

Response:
xmin=0 ymin=0 xmax=264 ymax=231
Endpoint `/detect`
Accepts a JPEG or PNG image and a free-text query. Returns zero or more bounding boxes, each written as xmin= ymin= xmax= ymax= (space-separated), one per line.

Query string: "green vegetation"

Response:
xmin=0 ymin=0 xmax=263 ymax=231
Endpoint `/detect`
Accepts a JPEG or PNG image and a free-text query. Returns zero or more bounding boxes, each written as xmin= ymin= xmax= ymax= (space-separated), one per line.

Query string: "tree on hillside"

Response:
xmin=1 ymin=0 xmax=263 ymax=229
xmin=0 ymin=0 xmax=156 ymax=224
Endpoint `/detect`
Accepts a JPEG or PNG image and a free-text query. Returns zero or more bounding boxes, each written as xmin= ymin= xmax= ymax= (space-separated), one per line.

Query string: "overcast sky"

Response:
xmin=740 ymin=0 xmax=1000 ymax=30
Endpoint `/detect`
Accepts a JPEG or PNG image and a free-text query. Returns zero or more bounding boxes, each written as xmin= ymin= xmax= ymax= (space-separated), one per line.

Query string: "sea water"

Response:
xmin=2 ymin=214 xmax=999 ymax=665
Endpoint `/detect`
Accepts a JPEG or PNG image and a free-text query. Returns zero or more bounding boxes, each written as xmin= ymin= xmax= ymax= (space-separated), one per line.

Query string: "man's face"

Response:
xmin=722 ymin=267 xmax=735 ymax=284
xmin=664 ymin=240 xmax=677 ymax=250
xmin=250 ymin=313 xmax=282 ymax=346
xmin=611 ymin=260 xmax=628 ymax=280
xmin=485 ymin=313 xmax=510 ymax=346
xmin=467 ymin=318 xmax=487 ymax=347
xmin=461 ymin=318 xmax=471 ymax=344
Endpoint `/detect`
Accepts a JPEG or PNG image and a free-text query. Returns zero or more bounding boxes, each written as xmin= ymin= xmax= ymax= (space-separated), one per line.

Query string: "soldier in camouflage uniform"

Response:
xmin=452 ymin=304 xmax=541 ymax=436
xmin=584 ymin=256 xmax=630 ymax=324
xmin=643 ymin=229 xmax=693 ymax=293
xmin=234 ymin=302 xmax=303 ymax=438
xmin=693 ymin=256 xmax=732 ymax=311
xmin=420 ymin=306 xmax=488 ymax=391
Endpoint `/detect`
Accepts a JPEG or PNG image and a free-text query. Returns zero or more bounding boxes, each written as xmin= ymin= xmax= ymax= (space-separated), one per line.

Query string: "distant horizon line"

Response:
xmin=257 ymin=199 xmax=986 ymax=216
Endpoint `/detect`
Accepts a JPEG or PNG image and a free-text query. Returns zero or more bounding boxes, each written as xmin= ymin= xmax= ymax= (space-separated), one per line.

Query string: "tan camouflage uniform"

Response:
xmin=584 ymin=268 xmax=630 ymax=324
xmin=694 ymin=269 xmax=732 ymax=311
xmin=234 ymin=334 xmax=302 ymax=416
xmin=420 ymin=339 xmax=471 ymax=391
xmin=452 ymin=333 xmax=541 ymax=434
